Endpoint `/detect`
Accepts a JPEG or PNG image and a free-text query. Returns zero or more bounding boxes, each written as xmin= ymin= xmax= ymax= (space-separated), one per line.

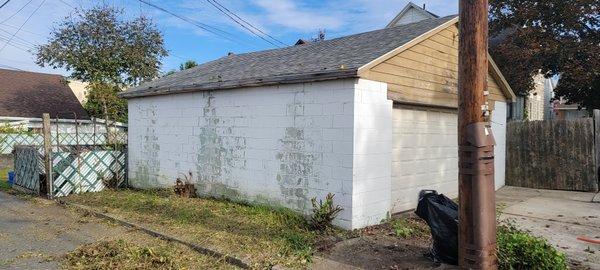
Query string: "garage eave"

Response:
xmin=119 ymin=69 xmax=359 ymax=99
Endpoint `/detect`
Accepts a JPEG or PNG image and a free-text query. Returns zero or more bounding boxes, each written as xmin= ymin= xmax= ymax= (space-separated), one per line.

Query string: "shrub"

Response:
xmin=309 ymin=193 xmax=342 ymax=231
xmin=497 ymin=221 xmax=568 ymax=270
xmin=0 ymin=123 xmax=31 ymax=134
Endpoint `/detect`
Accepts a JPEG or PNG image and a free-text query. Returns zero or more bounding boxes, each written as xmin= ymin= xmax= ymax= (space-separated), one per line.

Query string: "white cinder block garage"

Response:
xmin=121 ymin=16 xmax=516 ymax=229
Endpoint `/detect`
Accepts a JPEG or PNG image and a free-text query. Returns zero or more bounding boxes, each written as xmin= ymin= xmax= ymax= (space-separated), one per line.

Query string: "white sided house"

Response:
xmin=121 ymin=15 xmax=516 ymax=229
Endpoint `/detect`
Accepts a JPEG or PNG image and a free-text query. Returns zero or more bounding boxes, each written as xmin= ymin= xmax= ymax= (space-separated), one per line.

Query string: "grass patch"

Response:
xmin=389 ymin=217 xmax=429 ymax=238
xmin=65 ymin=189 xmax=320 ymax=268
xmin=62 ymin=239 xmax=236 ymax=270
xmin=0 ymin=167 xmax=10 ymax=192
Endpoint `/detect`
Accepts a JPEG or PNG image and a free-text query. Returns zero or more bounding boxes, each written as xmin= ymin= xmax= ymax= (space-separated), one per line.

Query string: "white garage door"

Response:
xmin=391 ymin=103 xmax=508 ymax=214
xmin=391 ymin=106 xmax=459 ymax=213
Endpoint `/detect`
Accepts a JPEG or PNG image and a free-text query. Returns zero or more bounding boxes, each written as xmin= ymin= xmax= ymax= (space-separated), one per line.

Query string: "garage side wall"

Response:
xmin=127 ymin=79 xmax=391 ymax=229
xmin=492 ymin=101 xmax=507 ymax=190
xmin=352 ymin=79 xmax=393 ymax=228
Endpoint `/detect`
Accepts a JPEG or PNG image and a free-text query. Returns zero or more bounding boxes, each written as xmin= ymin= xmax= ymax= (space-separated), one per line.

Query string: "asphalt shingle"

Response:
xmin=0 ymin=68 xmax=89 ymax=119
xmin=122 ymin=15 xmax=456 ymax=98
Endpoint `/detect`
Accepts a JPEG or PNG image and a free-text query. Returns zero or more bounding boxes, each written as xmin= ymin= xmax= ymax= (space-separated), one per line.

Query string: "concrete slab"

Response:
xmin=593 ymin=192 xmax=600 ymax=203
xmin=497 ymin=186 xmax=596 ymax=205
xmin=502 ymin=196 xmax=600 ymax=228
xmin=497 ymin=187 xmax=600 ymax=269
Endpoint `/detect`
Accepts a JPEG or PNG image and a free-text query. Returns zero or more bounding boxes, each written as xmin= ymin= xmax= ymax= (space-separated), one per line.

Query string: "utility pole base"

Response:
xmin=458 ymin=123 xmax=497 ymax=269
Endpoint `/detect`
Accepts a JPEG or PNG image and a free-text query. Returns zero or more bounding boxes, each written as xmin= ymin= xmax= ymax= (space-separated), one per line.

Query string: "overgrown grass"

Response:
xmin=62 ymin=239 xmax=237 ymax=270
xmin=65 ymin=189 xmax=318 ymax=268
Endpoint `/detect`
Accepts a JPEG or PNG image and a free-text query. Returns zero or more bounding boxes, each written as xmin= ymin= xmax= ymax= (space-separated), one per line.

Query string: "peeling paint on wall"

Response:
xmin=132 ymin=104 xmax=161 ymax=187
xmin=276 ymin=127 xmax=315 ymax=211
xmin=194 ymin=91 xmax=247 ymax=198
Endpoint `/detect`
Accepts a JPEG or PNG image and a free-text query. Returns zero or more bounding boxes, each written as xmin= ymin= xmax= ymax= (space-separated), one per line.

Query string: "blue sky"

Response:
xmin=0 ymin=0 xmax=458 ymax=77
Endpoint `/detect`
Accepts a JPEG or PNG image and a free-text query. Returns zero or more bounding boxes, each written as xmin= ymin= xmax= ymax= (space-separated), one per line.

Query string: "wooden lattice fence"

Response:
xmin=0 ymin=134 xmax=43 ymax=154
xmin=9 ymin=129 xmax=128 ymax=197
xmin=52 ymin=147 xmax=127 ymax=197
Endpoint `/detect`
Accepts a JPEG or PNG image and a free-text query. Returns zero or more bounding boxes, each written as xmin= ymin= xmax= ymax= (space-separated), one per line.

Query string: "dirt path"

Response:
xmin=496 ymin=186 xmax=600 ymax=269
xmin=0 ymin=192 xmax=134 ymax=269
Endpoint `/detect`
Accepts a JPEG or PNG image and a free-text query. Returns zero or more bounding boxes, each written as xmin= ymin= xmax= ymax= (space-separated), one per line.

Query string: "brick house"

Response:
xmin=121 ymin=15 xmax=515 ymax=229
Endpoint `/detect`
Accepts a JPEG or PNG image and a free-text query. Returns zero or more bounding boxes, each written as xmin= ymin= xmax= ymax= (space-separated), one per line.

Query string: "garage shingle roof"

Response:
xmin=121 ymin=15 xmax=456 ymax=98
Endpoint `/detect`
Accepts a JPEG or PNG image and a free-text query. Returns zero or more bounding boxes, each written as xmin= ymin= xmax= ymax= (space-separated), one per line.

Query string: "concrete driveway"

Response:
xmin=0 ymin=191 xmax=134 ymax=269
xmin=497 ymin=186 xmax=600 ymax=269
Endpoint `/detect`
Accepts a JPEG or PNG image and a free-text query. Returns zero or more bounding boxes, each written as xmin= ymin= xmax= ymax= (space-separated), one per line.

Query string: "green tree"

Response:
xmin=162 ymin=60 xmax=198 ymax=77
xmin=489 ymin=0 xmax=599 ymax=109
xmin=179 ymin=60 xmax=198 ymax=70
xmin=36 ymin=6 xmax=168 ymax=121
xmin=84 ymin=83 xmax=127 ymax=123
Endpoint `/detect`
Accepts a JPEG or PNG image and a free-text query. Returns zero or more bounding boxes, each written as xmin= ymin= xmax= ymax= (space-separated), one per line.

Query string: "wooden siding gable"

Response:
xmin=359 ymin=20 xmax=516 ymax=108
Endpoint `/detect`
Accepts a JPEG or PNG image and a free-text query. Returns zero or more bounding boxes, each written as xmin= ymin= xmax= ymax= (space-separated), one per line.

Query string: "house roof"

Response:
xmin=0 ymin=68 xmax=89 ymax=119
xmin=121 ymin=15 xmax=457 ymax=99
xmin=385 ymin=2 xmax=439 ymax=28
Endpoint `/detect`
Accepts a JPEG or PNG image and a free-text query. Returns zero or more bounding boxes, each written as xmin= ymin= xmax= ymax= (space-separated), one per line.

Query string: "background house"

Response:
xmin=0 ymin=68 xmax=89 ymax=120
xmin=68 ymin=80 xmax=89 ymax=105
xmin=0 ymin=68 xmax=123 ymax=133
xmin=122 ymin=15 xmax=515 ymax=229
xmin=510 ymin=73 xmax=587 ymax=120
xmin=509 ymin=74 xmax=558 ymax=121
xmin=386 ymin=2 xmax=438 ymax=27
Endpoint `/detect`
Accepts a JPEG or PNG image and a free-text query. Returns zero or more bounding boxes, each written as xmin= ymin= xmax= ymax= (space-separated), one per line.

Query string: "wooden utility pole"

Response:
xmin=458 ymin=0 xmax=497 ymax=269
xmin=42 ymin=113 xmax=53 ymax=199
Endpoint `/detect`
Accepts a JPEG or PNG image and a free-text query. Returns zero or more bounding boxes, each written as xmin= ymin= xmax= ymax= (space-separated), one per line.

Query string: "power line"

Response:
xmin=0 ymin=28 xmax=37 ymax=48
xmin=0 ymin=0 xmax=34 ymax=24
xmin=136 ymin=0 xmax=253 ymax=48
xmin=204 ymin=0 xmax=283 ymax=48
xmin=0 ymin=0 xmax=12 ymax=9
xmin=0 ymin=63 xmax=23 ymax=70
xmin=0 ymin=22 xmax=44 ymax=36
xmin=208 ymin=0 xmax=287 ymax=47
xmin=169 ymin=52 xmax=187 ymax=61
xmin=0 ymin=36 xmax=32 ymax=52
xmin=0 ymin=0 xmax=46 ymax=54
xmin=56 ymin=0 xmax=73 ymax=9
xmin=0 ymin=34 xmax=35 ymax=51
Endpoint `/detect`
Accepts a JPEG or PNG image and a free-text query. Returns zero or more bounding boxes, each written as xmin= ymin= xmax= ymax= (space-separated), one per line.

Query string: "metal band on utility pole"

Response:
xmin=458 ymin=0 xmax=497 ymax=269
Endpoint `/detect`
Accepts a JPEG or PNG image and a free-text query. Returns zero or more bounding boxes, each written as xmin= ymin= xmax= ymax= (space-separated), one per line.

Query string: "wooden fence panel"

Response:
xmin=506 ymin=119 xmax=598 ymax=192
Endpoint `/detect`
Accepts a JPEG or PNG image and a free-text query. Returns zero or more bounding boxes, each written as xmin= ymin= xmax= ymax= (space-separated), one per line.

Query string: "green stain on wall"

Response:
xmin=194 ymin=92 xmax=247 ymax=198
xmin=276 ymin=127 xmax=315 ymax=211
xmin=133 ymin=105 xmax=161 ymax=188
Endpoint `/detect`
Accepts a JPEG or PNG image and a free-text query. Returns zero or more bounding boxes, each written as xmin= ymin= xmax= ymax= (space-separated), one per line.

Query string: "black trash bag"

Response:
xmin=414 ymin=190 xmax=458 ymax=265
